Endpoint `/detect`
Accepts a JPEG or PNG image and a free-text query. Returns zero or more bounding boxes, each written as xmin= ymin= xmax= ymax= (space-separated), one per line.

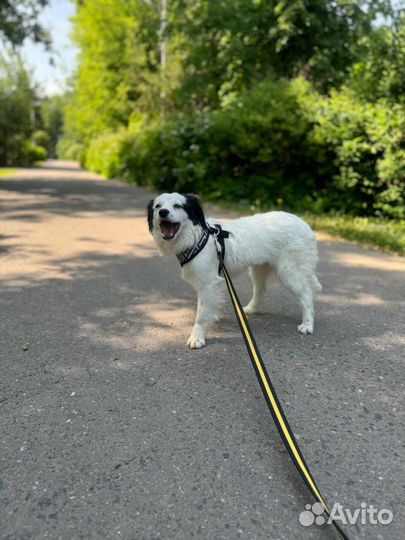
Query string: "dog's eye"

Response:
xmin=173 ymin=204 xmax=182 ymax=209
xmin=155 ymin=204 xmax=161 ymax=209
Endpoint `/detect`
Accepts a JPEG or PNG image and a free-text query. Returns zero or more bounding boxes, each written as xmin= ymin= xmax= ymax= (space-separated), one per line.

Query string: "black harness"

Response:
xmin=176 ymin=224 xmax=229 ymax=273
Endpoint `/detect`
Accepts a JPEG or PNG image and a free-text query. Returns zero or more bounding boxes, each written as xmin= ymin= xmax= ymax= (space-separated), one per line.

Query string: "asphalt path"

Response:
xmin=1 ymin=161 xmax=404 ymax=540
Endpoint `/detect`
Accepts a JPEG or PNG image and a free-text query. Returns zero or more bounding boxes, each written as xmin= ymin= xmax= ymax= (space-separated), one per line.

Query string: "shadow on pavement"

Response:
xmin=0 ymin=176 xmax=149 ymax=219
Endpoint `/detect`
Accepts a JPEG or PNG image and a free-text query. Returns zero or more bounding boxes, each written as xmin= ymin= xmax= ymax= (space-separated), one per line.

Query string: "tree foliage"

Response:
xmin=0 ymin=0 xmax=51 ymax=48
xmin=85 ymin=77 xmax=405 ymax=219
xmin=61 ymin=0 xmax=404 ymax=220
xmin=349 ymin=9 xmax=405 ymax=102
xmin=41 ymin=94 xmax=66 ymax=157
xmin=0 ymin=52 xmax=40 ymax=164
xmin=0 ymin=51 xmax=51 ymax=165
xmin=0 ymin=1 xmax=54 ymax=165
xmin=65 ymin=0 xmax=161 ymax=143
xmin=65 ymin=0 xmax=395 ymax=139
xmin=171 ymin=0 xmax=391 ymax=109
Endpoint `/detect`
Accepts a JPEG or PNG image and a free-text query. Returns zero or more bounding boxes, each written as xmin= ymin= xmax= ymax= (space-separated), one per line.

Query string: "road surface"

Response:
xmin=1 ymin=161 xmax=404 ymax=540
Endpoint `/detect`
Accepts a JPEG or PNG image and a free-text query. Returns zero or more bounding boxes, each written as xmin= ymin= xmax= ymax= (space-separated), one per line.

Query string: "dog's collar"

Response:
xmin=177 ymin=224 xmax=229 ymax=269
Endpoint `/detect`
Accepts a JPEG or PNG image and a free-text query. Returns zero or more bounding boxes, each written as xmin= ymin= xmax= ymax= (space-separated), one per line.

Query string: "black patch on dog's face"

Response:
xmin=183 ymin=194 xmax=207 ymax=229
xmin=147 ymin=199 xmax=154 ymax=232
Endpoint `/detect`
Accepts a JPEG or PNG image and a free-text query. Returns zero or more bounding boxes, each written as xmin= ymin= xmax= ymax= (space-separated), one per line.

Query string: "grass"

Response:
xmin=302 ymin=213 xmax=405 ymax=255
xmin=0 ymin=169 xmax=16 ymax=177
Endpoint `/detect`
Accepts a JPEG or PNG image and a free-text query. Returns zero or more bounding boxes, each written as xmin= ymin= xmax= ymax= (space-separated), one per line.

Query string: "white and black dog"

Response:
xmin=147 ymin=193 xmax=322 ymax=349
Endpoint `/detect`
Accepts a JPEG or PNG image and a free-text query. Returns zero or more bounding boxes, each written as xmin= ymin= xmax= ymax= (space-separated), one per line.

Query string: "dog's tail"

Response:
xmin=311 ymin=275 xmax=322 ymax=293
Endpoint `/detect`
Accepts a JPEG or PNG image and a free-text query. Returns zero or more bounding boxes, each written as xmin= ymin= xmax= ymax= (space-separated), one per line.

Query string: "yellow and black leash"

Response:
xmin=216 ymin=247 xmax=350 ymax=540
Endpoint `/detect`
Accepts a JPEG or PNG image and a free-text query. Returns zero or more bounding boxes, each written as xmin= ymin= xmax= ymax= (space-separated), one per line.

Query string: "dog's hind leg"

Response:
xmin=277 ymin=269 xmax=315 ymax=334
xmin=243 ymin=264 xmax=272 ymax=315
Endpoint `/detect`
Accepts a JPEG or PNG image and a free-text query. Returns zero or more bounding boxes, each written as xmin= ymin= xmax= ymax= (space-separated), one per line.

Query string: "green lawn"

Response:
xmin=0 ymin=169 xmax=16 ymax=177
xmin=303 ymin=213 xmax=405 ymax=255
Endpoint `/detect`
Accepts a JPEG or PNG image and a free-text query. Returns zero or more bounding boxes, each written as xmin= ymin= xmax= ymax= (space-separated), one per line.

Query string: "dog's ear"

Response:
xmin=184 ymin=194 xmax=207 ymax=229
xmin=147 ymin=199 xmax=154 ymax=232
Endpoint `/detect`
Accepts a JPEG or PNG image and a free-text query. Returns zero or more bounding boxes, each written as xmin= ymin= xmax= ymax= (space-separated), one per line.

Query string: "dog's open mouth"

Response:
xmin=160 ymin=220 xmax=180 ymax=240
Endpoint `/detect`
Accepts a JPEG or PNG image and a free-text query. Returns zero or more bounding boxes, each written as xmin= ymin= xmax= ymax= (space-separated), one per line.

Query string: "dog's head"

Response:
xmin=147 ymin=193 xmax=207 ymax=254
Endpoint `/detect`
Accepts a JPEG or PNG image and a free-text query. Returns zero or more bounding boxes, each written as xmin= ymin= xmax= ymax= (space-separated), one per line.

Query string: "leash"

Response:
xmin=212 ymin=237 xmax=350 ymax=540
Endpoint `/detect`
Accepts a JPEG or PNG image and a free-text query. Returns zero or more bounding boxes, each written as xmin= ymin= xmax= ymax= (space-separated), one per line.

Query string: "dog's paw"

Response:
xmin=297 ymin=323 xmax=313 ymax=335
xmin=243 ymin=304 xmax=257 ymax=315
xmin=187 ymin=335 xmax=206 ymax=349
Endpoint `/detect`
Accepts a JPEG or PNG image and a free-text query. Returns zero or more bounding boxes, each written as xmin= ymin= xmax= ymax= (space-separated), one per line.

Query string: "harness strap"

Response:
xmin=177 ymin=229 xmax=210 ymax=267
xmin=208 ymin=224 xmax=229 ymax=273
xmin=177 ymin=223 xmax=229 ymax=271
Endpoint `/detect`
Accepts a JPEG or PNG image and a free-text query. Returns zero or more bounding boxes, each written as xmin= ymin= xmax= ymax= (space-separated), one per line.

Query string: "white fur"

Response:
xmin=149 ymin=193 xmax=322 ymax=349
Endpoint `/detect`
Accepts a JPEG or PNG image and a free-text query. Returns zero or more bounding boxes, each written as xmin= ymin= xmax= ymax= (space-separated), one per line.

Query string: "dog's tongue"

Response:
xmin=161 ymin=221 xmax=176 ymax=238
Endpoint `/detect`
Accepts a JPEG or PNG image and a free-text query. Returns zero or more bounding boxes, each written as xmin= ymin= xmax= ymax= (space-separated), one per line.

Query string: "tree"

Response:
xmin=349 ymin=6 xmax=405 ymax=102
xmin=170 ymin=0 xmax=392 ymax=110
xmin=41 ymin=94 xmax=66 ymax=157
xmin=0 ymin=52 xmax=37 ymax=164
xmin=0 ymin=0 xmax=51 ymax=48
xmin=66 ymin=0 xmax=392 ymax=142
xmin=65 ymin=0 xmax=161 ymax=143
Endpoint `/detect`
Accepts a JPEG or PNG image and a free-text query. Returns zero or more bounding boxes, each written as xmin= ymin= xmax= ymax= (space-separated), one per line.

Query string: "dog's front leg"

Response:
xmin=187 ymin=279 xmax=224 ymax=349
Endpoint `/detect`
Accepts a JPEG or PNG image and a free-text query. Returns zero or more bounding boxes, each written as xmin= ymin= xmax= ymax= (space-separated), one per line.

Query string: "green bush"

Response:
xmin=119 ymin=78 xmax=323 ymax=209
xmin=84 ymin=77 xmax=405 ymax=220
xmin=32 ymin=129 xmax=50 ymax=149
xmin=56 ymin=138 xmax=87 ymax=164
xmin=300 ymin=88 xmax=405 ymax=219
xmin=21 ymin=141 xmax=47 ymax=165
xmin=85 ymin=131 xmax=131 ymax=178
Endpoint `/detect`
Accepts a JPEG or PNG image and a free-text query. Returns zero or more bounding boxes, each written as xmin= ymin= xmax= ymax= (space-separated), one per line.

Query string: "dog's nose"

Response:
xmin=159 ymin=208 xmax=169 ymax=218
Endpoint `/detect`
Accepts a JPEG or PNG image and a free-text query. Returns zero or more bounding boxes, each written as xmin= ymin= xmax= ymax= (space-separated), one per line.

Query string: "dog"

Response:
xmin=147 ymin=193 xmax=322 ymax=348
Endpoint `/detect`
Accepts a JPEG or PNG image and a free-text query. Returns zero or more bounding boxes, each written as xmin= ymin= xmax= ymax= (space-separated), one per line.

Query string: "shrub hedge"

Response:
xmin=21 ymin=140 xmax=47 ymax=165
xmin=84 ymin=78 xmax=405 ymax=220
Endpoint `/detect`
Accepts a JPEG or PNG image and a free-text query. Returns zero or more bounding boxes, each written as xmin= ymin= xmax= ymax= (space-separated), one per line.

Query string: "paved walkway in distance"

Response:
xmin=1 ymin=160 xmax=404 ymax=540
